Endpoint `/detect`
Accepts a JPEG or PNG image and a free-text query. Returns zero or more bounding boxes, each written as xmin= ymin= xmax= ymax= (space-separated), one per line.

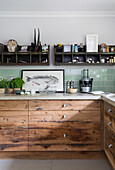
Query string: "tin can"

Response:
xmin=74 ymin=44 xmax=78 ymax=52
xmin=66 ymin=81 xmax=70 ymax=93
xmin=70 ymin=80 xmax=74 ymax=89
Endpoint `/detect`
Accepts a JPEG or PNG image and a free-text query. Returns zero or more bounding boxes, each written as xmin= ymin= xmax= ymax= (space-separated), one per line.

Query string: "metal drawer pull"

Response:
xmin=63 ymin=104 xmax=66 ymax=108
xmin=108 ymin=122 xmax=112 ymax=126
xmin=64 ymin=134 xmax=66 ymax=138
xmin=64 ymin=115 xmax=66 ymax=119
xmin=108 ymin=108 xmax=112 ymax=113
xmin=108 ymin=144 xmax=112 ymax=148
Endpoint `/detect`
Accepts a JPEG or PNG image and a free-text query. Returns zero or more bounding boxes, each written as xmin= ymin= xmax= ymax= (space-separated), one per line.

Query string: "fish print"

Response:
xmin=26 ymin=75 xmax=59 ymax=91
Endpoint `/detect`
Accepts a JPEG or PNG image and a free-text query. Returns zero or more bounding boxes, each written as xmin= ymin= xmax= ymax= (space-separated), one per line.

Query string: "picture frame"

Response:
xmin=64 ymin=45 xmax=71 ymax=52
xmin=21 ymin=69 xmax=65 ymax=93
xmin=86 ymin=34 xmax=98 ymax=52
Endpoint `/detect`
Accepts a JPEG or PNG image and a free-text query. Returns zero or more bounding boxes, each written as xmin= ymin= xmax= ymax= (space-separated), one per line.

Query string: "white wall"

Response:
xmin=0 ymin=0 xmax=115 ymax=69
xmin=0 ymin=15 xmax=115 ymax=44
xmin=0 ymin=14 xmax=115 ymax=69
xmin=0 ymin=0 xmax=115 ymax=11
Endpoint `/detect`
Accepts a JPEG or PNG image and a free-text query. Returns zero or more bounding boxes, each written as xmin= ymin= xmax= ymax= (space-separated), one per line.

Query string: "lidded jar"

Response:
xmin=100 ymin=43 xmax=106 ymax=52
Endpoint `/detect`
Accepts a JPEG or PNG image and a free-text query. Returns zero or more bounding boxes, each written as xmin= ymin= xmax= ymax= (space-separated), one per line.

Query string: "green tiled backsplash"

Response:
xmin=0 ymin=69 xmax=115 ymax=92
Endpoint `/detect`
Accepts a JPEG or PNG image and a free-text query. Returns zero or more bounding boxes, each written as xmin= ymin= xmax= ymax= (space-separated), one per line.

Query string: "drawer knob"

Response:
xmin=63 ymin=104 xmax=66 ymax=108
xmin=64 ymin=115 xmax=66 ymax=119
xmin=108 ymin=108 xmax=112 ymax=113
xmin=108 ymin=144 xmax=112 ymax=148
xmin=64 ymin=134 xmax=66 ymax=138
xmin=108 ymin=122 xmax=112 ymax=126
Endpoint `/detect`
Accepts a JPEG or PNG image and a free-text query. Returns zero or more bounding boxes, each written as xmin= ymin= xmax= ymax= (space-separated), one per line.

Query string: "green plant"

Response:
xmin=11 ymin=77 xmax=25 ymax=88
xmin=0 ymin=79 xmax=7 ymax=88
xmin=5 ymin=80 xmax=12 ymax=89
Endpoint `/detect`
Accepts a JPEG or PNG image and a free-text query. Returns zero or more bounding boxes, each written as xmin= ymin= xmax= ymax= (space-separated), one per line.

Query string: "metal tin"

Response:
xmin=74 ymin=44 xmax=78 ymax=52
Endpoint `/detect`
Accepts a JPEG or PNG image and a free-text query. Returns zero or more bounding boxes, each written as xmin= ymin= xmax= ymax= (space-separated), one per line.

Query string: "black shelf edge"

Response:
xmin=54 ymin=62 xmax=115 ymax=66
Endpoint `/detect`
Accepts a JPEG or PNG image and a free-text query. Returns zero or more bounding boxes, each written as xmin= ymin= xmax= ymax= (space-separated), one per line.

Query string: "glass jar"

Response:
xmin=100 ymin=44 xmax=106 ymax=52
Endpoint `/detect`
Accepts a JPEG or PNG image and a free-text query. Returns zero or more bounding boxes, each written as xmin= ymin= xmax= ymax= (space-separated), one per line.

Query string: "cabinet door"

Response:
xmin=29 ymin=100 xmax=100 ymax=111
xmin=104 ymin=102 xmax=115 ymax=170
xmin=0 ymin=101 xmax=28 ymax=151
xmin=29 ymin=110 xmax=101 ymax=151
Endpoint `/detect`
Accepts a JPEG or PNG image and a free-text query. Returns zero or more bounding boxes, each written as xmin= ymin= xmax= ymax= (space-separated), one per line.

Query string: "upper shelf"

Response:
xmin=54 ymin=44 xmax=115 ymax=65
xmin=0 ymin=45 xmax=50 ymax=66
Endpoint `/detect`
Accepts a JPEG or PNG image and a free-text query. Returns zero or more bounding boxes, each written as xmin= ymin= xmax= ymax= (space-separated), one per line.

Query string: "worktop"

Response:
xmin=0 ymin=92 xmax=115 ymax=106
xmin=0 ymin=93 xmax=101 ymax=100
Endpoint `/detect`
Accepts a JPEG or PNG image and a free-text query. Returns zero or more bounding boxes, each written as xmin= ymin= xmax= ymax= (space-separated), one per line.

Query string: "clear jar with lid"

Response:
xmin=100 ymin=43 xmax=106 ymax=52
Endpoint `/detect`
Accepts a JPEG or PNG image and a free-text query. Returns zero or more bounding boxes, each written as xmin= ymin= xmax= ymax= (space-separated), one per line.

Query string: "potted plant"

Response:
xmin=0 ymin=79 xmax=6 ymax=94
xmin=6 ymin=80 xmax=13 ymax=94
xmin=11 ymin=77 xmax=25 ymax=92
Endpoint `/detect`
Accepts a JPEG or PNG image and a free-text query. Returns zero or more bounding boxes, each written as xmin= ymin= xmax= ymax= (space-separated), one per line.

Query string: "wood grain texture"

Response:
xmin=29 ymin=106 xmax=101 ymax=151
xmin=29 ymin=110 xmax=101 ymax=129
xmin=29 ymin=100 xmax=100 ymax=111
xmin=104 ymin=111 xmax=115 ymax=133
xmin=105 ymin=127 xmax=115 ymax=158
xmin=104 ymin=102 xmax=115 ymax=170
xmin=0 ymin=151 xmax=105 ymax=159
xmin=29 ymin=129 xmax=101 ymax=151
xmin=0 ymin=100 xmax=28 ymax=110
xmin=0 ymin=111 xmax=28 ymax=151
xmin=100 ymin=101 xmax=104 ymax=150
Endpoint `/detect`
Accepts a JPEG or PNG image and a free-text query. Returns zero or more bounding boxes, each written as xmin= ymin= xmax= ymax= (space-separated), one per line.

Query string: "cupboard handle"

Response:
xmin=108 ymin=108 xmax=112 ymax=113
xmin=108 ymin=122 xmax=112 ymax=126
xmin=64 ymin=115 xmax=66 ymax=119
xmin=108 ymin=144 xmax=112 ymax=148
xmin=64 ymin=134 xmax=66 ymax=138
xmin=63 ymin=104 xmax=66 ymax=108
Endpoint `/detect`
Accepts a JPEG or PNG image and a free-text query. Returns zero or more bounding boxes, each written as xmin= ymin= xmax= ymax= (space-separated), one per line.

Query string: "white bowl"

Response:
xmin=69 ymin=88 xmax=78 ymax=94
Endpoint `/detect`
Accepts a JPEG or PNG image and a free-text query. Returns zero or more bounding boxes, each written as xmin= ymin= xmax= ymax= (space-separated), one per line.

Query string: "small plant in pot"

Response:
xmin=6 ymin=80 xmax=14 ymax=94
xmin=0 ymin=79 xmax=6 ymax=94
xmin=11 ymin=77 xmax=25 ymax=93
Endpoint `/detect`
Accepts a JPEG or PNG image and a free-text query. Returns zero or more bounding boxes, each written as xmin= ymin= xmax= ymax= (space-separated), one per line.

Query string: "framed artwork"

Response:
xmin=64 ymin=45 xmax=71 ymax=52
xmin=21 ymin=69 xmax=65 ymax=93
xmin=86 ymin=34 xmax=98 ymax=52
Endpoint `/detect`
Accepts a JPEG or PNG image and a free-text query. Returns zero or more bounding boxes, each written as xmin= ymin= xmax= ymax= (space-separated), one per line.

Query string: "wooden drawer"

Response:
xmin=0 ymin=129 xmax=28 ymax=151
xmin=29 ymin=110 xmax=100 ymax=129
xmin=105 ymin=127 xmax=115 ymax=159
xmin=0 ymin=111 xmax=28 ymax=130
xmin=29 ymin=100 xmax=100 ymax=111
xmin=29 ymin=129 xmax=101 ymax=151
xmin=105 ymin=111 xmax=115 ymax=132
xmin=104 ymin=102 xmax=115 ymax=117
xmin=29 ymin=109 xmax=101 ymax=151
xmin=0 ymin=100 xmax=28 ymax=110
xmin=0 ymin=111 xmax=28 ymax=151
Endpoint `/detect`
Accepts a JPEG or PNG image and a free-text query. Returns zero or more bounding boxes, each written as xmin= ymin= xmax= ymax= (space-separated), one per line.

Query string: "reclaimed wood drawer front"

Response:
xmin=0 ymin=100 xmax=28 ymax=110
xmin=0 ymin=130 xmax=28 ymax=151
xmin=29 ymin=110 xmax=100 ymax=129
xmin=105 ymin=111 xmax=115 ymax=132
xmin=29 ymin=129 xmax=101 ymax=151
xmin=104 ymin=102 xmax=115 ymax=117
xmin=29 ymin=109 xmax=101 ymax=151
xmin=0 ymin=111 xmax=28 ymax=151
xmin=105 ymin=127 xmax=115 ymax=159
xmin=29 ymin=100 xmax=100 ymax=111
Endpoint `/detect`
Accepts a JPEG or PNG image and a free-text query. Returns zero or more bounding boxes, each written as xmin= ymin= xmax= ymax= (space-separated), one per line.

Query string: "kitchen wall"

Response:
xmin=0 ymin=0 xmax=115 ymax=92
xmin=0 ymin=68 xmax=115 ymax=92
